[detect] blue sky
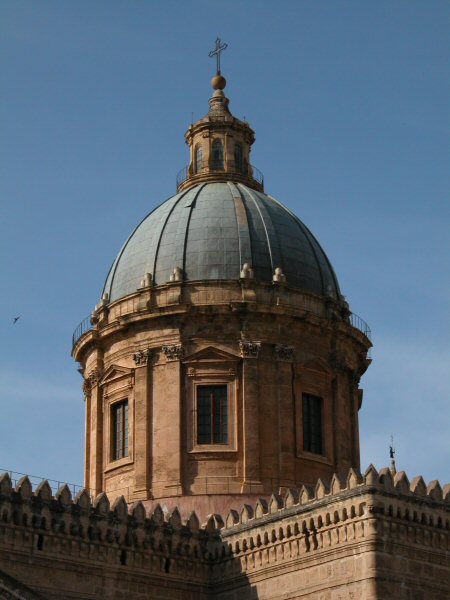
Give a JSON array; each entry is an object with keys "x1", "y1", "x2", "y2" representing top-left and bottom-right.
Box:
[{"x1": 1, "y1": 1, "x2": 449, "y2": 489}]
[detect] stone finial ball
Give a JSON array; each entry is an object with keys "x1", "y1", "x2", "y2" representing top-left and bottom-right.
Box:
[{"x1": 211, "y1": 74, "x2": 226, "y2": 90}]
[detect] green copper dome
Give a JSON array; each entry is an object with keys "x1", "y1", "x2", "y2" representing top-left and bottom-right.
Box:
[{"x1": 103, "y1": 182, "x2": 341, "y2": 303}]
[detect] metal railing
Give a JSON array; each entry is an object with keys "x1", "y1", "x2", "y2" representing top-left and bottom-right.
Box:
[
  {"x1": 176, "y1": 165, "x2": 188, "y2": 188},
  {"x1": 349, "y1": 312, "x2": 372, "y2": 342},
  {"x1": 249, "y1": 164, "x2": 264, "y2": 186},
  {"x1": 73, "y1": 309, "x2": 372, "y2": 351},
  {"x1": 176, "y1": 163, "x2": 264, "y2": 189},
  {"x1": 1, "y1": 471, "x2": 309, "y2": 505},
  {"x1": 72, "y1": 314, "x2": 93, "y2": 347},
  {"x1": 1, "y1": 469, "x2": 92, "y2": 499}
]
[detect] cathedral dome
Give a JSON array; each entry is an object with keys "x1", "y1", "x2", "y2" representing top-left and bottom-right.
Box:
[
  {"x1": 103, "y1": 181, "x2": 340, "y2": 303},
  {"x1": 74, "y1": 46, "x2": 372, "y2": 519}
]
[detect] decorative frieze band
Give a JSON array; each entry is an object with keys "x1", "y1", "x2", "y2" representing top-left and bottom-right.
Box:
[
  {"x1": 162, "y1": 344, "x2": 184, "y2": 361},
  {"x1": 274, "y1": 344, "x2": 295, "y2": 362},
  {"x1": 239, "y1": 340, "x2": 261, "y2": 359},
  {"x1": 132, "y1": 349, "x2": 153, "y2": 367}
]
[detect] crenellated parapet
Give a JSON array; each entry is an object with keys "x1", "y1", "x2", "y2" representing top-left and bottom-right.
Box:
[
  {"x1": 0, "y1": 472, "x2": 223, "y2": 590},
  {"x1": 213, "y1": 465, "x2": 450, "y2": 588},
  {"x1": 222, "y1": 465, "x2": 450, "y2": 530},
  {"x1": 1, "y1": 467, "x2": 449, "y2": 598}
]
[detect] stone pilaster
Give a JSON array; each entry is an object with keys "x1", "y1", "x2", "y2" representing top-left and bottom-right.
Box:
[
  {"x1": 151, "y1": 345, "x2": 183, "y2": 497},
  {"x1": 239, "y1": 340, "x2": 263, "y2": 493},
  {"x1": 84, "y1": 367, "x2": 103, "y2": 495},
  {"x1": 83, "y1": 390, "x2": 91, "y2": 490},
  {"x1": 275, "y1": 347, "x2": 295, "y2": 487},
  {"x1": 132, "y1": 350, "x2": 153, "y2": 500}
]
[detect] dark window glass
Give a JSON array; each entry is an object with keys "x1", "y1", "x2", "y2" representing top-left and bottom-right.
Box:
[
  {"x1": 211, "y1": 140, "x2": 224, "y2": 170},
  {"x1": 302, "y1": 394, "x2": 323, "y2": 455},
  {"x1": 234, "y1": 144, "x2": 243, "y2": 172},
  {"x1": 195, "y1": 145, "x2": 202, "y2": 174},
  {"x1": 112, "y1": 400, "x2": 128, "y2": 460},
  {"x1": 197, "y1": 385, "x2": 228, "y2": 444}
]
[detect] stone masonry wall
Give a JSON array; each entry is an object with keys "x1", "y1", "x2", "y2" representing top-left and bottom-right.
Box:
[
  {"x1": 215, "y1": 465, "x2": 450, "y2": 599},
  {"x1": 0, "y1": 467, "x2": 449, "y2": 600}
]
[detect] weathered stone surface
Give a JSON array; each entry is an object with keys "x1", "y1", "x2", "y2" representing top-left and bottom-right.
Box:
[{"x1": 0, "y1": 470, "x2": 448, "y2": 599}]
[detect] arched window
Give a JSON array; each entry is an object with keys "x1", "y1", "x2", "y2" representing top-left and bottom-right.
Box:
[
  {"x1": 211, "y1": 139, "x2": 224, "y2": 170},
  {"x1": 195, "y1": 144, "x2": 202, "y2": 174},
  {"x1": 234, "y1": 143, "x2": 243, "y2": 172}
]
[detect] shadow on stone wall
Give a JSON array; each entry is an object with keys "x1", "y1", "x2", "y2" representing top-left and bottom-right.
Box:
[{"x1": 0, "y1": 473, "x2": 260, "y2": 600}]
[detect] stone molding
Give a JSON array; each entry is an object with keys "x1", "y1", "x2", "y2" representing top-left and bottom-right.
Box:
[
  {"x1": 162, "y1": 344, "x2": 184, "y2": 361},
  {"x1": 274, "y1": 344, "x2": 295, "y2": 362},
  {"x1": 239, "y1": 340, "x2": 261, "y2": 359},
  {"x1": 132, "y1": 349, "x2": 153, "y2": 367}
]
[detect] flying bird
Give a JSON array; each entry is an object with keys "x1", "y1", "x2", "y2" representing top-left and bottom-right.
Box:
[{"x1": 13, "y1": 316, "x2": 20, "y2": 324}]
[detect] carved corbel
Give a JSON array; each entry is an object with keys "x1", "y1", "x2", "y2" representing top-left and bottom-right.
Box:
[{"x1": 239, "y1": 340, "x2": 261, "y2": 359}]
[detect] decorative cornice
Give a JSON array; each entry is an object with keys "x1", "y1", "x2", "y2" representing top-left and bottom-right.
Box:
[
  {"x1": 132, "y1": 349, "x2": 153, "y2": 367},
  {"x1": 162, "y1": 344, "x2": 184, "y2": 361},
  {"x1": 239, "y1": 340, "x2": 261, "y2": 359},
  {"x1": 274, "y1": 344, "x2": 295, "y2": 362}
]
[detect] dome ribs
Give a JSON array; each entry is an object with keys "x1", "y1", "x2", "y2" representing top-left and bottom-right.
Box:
[
  {"x1": 101, "y1": 183, "x2": 343, "y2": 301},
  {"x1": 151, "y1": 187, "x2": 195, "y2": 286},
  {"x1": 238, "y1": 184, "x2": 283, "y2": 282},
  {"x1": 175, "y1": 183, "x2": 206, "y2": 282},
  {"x1": 227, "y1": 182, "x2": 253, "y2": 272}
]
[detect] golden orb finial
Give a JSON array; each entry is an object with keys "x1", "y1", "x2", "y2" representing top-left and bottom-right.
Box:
[{"x1": 211, "y1": 74, "x2": 227, "y2": 90}]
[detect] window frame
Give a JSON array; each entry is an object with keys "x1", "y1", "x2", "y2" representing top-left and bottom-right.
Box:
[
  {"x1": 194, "y1": 144, "x2": 203, "y2": 174},
  {"x1": 295, "y1": 368, "x2": 334, "y2": 465},
  {"x1": 234, "y1": 143, "x2": 243, "y2": 173},
  {"x1": 184, "y1": 354, "x2": 238, "y2": 455},
  {"x1": 100, "y1": 366, "x2": 135, "y2": 473},
  {"x1": 301, "y1": 393, "x2": 324, "y2": 455},
  {"x1": 190, "y1": 380, "x2": 236, "y2": 452},
  {"x1": 112, "y1": 399, "x2": 129, "y2": 461},
  {"x1": 211, "y1": 139, "x2": 224, "y2": 170},
  {"x1": 196, "y1": 384, "x2": 229, "y2": 445}
]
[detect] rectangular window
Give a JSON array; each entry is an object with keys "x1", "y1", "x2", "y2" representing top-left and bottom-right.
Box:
[
  {"x1": 197, "y1": 385, "x2": 228, "y2": 445},
  {"x1": 112, "y1": 400, "x2": 128, "y2": 460},
  {"x1": 302, "y1": 394, "x2": 323, "y2": 455}
]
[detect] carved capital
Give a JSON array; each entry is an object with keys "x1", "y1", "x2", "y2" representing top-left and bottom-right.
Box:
[
  {"x1": 162, "y1": 344, "x2": 184, "y2": 361},
  {"x1": 239, "y1": 340, "x2": 261, "y2": 359},
  {"x1": 132, "y1": 349, "x2": 153, "y2": 367},
  {"x1": 274, "y1": 344, "x2": 295, "y2": 362},
  {"x1": 83, "y1": 368, "x2": 101, "y2": 395}
]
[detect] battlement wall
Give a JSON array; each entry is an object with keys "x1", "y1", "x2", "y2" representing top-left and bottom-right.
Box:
[
  {"x1": 216, "y1": 465, "x2": 450, "y2": 599},
  {"x1": 0, "y1": 467, "x2": 449, "y2": 599},
  {"x1": 0, "y1": 472, "x2": 221, "y2": 599}
]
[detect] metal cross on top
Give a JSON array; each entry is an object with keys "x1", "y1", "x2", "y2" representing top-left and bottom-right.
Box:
[{"x1": 209, "y1": 38, "x2": 228, "y2": 75}]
